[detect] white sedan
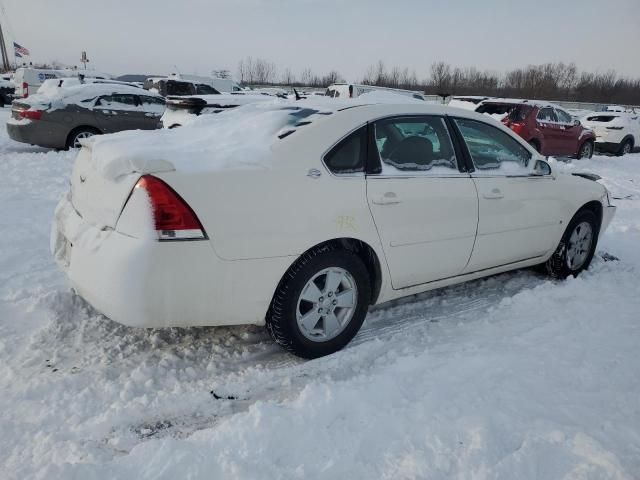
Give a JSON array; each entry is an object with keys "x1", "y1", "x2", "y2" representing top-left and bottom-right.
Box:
[{"x1": 51, "y1": 101, "x2": 616, "y2": 358}]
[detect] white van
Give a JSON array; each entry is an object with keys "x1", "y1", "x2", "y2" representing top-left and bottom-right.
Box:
[
  {"x1": 325, "y1": 83, "x2": 426, "y2": 101},
  {"x1": 14, "y1": 67, "x2": 112, "y2": 98}
]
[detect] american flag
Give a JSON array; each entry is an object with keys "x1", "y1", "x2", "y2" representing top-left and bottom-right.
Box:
[{"x1": 13, "y1": 42, "x2": 30, "y2": 56}]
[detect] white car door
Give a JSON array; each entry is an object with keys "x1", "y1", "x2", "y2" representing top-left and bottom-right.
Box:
[
  {"x1": 451, "y1": 117, "x2": 564, "y2": 272},
  {"x1": 366, "y1": 116, "x2": 478, "y2": 289}
]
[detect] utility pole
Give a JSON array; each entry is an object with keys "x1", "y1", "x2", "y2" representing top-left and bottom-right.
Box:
[
  {"x1": 80, "y1": 51, "x2": 89, "y2": 70},
  {"x1": 0, "y1": 18, "x2": 11, "y2": 72}
]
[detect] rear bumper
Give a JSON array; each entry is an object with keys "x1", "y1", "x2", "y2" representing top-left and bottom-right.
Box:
[
  {"x1": 51, "y1": 192, "x2": 292, "y2": 328},
  {"x1": 6, "y1": 118, "x2": 67, "y2": 149}
]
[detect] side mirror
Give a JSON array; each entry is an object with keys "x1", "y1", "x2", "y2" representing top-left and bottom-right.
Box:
[
  {"x1": 573, "y1": 119, "x2": 581, "y2": 127},
  {"x1": 533, "y1": 159, "x2": 552, "y2": 176}
]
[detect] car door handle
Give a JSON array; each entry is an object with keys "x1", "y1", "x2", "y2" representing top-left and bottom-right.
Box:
[
  {"x1": 372, "y1": 192, "x2": 401, "y2": 205},
  {"x1": 483, "y1": 188, "x2": 504, "y2": 199}
]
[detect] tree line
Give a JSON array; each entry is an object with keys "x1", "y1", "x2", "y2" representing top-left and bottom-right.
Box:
[
  {"x1": 237, "y1": 56, "x2": 640, "y2": 105},
  {"x1": 418, "y1": 61, "x2": 640, "y2": 105}
]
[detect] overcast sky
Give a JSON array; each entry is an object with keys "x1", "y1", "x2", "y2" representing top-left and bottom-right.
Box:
[{"x1": 4, "y1": 0, "x2": 640, "y2": 81}]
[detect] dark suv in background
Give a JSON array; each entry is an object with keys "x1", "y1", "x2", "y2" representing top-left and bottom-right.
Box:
[{"x1": 476, "y1": 100, "x2": 596, "y2": 159}]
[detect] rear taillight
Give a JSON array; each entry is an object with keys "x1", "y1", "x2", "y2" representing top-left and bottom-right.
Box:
[
  {"x1": 22, "y1": 82, "x2": 28, "y2": 97},
  {"x1": 134, "y1": 175, "x2": 206, "y2": 240},
  {"x1": 20, "y1": 110, "x2": 43, "y2": 120},
  {"x1": 509, "y1": 122, "x2": 525, "y2": 135}
]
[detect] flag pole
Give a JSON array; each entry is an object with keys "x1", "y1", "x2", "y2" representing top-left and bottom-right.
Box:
[{"x1": 0, "y1": 17, "x2": 11, "y2": 72}]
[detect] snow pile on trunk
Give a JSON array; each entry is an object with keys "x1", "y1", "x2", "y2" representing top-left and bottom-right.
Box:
[{"x1": 86, "y1": 102, "x2": 315, "y2": 180}]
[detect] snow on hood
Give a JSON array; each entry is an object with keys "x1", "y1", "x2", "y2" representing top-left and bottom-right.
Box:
[{"x1": 86, "y1": 101, "x2": 330, "y2": 181}]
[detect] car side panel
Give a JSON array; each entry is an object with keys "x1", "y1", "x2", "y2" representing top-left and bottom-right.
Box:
[{"x1": 157, "y1": 168, "x2": 382, "y2": 262}]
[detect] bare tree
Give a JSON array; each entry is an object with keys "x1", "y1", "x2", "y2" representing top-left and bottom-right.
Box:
[{"x1": 430, "y1": 61, "x2": 452, "y2": 92}]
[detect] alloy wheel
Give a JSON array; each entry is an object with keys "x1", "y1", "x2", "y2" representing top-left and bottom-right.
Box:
[
  {"x1": 72, "y1": 131, "x2": 95, "y2": 149},
  {"x1": 296, "y1": 267, "x2": 358, "y2": 342},
  {"x1": 566, "y1": 221, "x2": 593, "y2": 270}
]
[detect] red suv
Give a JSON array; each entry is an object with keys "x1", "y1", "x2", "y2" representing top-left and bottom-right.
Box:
[{"x1": 475, "y1": 100, "x2": 596, "y2": 159}]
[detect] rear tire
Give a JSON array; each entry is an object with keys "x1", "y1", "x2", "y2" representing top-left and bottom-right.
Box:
[
  {"x1": 617, "y1": 138, "x2": 633, "y2": 156},
  {"x1": 545, "y1": 210, "x2": 598, "y2": 279},
  {"x1": 66, "y1": 127, "x2": 100, "y2": 149},
  {"x1": 266, "y1": 245, "x2": 371, "y2": 359},
  {"x1": 577, "y1": 140, "x2": 594, "y2": 159}
]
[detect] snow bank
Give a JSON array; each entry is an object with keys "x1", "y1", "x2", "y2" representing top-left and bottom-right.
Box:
[{"x1": 2, "y1": 112, "x2": 640, "y2": 480}]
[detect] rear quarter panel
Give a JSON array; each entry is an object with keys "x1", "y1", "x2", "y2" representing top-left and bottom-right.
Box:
[{"x1": 154, "y1": 111, "x2": 385, "y2": 263}]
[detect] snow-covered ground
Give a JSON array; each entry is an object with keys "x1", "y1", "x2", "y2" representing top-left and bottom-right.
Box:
[{"x1": 1, "y1": 107, "x2": 639, "y2": 479}]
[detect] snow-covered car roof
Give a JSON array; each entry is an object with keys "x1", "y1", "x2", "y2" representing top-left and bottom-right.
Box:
[
  {"x1": 37, "y1": 77, "x2": 140, "y2": 96},
  {"x1": 18, "y1": 82, "x2": 162, "y2": 109}
]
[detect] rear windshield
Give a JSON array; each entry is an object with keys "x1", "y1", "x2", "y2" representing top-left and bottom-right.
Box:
[{"x1": 164, "y1": 81, "x2": 195, "y2": 96}]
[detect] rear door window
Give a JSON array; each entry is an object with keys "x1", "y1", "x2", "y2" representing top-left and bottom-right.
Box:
[
  {"x1": 139, "y1": 95, "x2": 166, "y2": 113},
  {"x1": 373, "y1": 116, "x2": 459, "y2": 174},
  {"x1": 96, "y1": 94, "x2": 140, "y2": 110}
]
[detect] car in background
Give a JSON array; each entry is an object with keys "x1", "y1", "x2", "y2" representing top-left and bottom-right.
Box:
[
  {"x1": 161, "y1": 93, "x2": 274, "y2": 128},
  {"x1": 0, "y1": 78, "x2": 14, "y2": 107},
  {"x1": 144, "y1": 74, "x2": 242, "y2": 97},
  {"x1": 14, "y1": 67, "x2": 112, "y2": 98},
  {"x1": 450, "y1": 95, "x2": 489, "y2": 106},
  {"x1": 51, "y1": 101, "x2": 615, "y2": 358},
  {"x1": 582, "y1": 111, "x2": 640, "y2": 155},
  {"x1": 144, "y1": 77, "x2": 221, "y2": 97},
  {"x1": 476, "y1": 99, "x2": 596, "y2": 159},
  {"x1": 7, "y1": 83, "x2": 165, "y2": 149},
  {"x1": 325, "y1": 83, "x2": 426, "y2": 101},
  {"x1": 602, "y1": 105, "x2": 627, "y2": 113}
]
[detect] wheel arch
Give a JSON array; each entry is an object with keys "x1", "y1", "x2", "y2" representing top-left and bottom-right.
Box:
[
  {"x1": 278, "y1": 237, "x2": 384, "y2": 306},
  {"x1": 65, "y1": 125, "x2": 101, "y2": 148},
  {"x1": 577, "y1": 200, "x2": 603, "y2": 232},
  {"x1": 621, "y1": 135, "x2": 635, "y2": 147}
]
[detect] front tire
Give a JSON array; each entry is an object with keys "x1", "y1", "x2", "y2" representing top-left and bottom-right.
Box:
[
  {"x1": 266, "y1": 245, "x2": 371, "y2": 359},
  {"x1": 545, "y1": 210, "x2": 598, "y2": 279},
  {"x1": 577, "y1": 140, "x2": 594, "y2": 159}
]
